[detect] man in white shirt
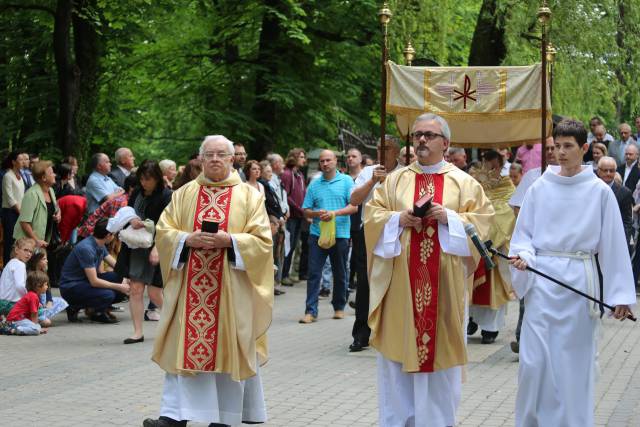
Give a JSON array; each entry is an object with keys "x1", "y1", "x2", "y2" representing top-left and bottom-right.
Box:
[{"x1": 616, "y1": 144, "x2": 640, "y2": 191}]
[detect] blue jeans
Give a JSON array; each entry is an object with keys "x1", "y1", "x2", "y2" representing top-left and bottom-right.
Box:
[
  {"x1": 321, "y1": 258, "x2": 332, "y2": 291},
  {"x1": 60, "y1": 272, "x2": 126, "y2": 312},
  {"x1": 305, "y1": 235, "x2": 349, "y2": 317}
]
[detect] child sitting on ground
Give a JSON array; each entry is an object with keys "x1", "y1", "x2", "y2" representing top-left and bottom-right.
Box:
[
  {"x1": 0, "y1": 237, "x2": 36, "y2": 316},
  {"x1": 26, "y1": 251, "x2": 68, "y2": 322},
  {"x1": 5, "y1": 271, "x2": 51, "y2": 335}
]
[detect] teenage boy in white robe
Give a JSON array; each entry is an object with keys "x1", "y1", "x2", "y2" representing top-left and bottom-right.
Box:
[{"x1": 509, "y1": 118, "x2": 636, "y2": 427}]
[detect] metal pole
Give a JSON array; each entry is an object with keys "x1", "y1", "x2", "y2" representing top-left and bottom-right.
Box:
[
  {"x1": 538, "y1": 1, "x2": 551, "y2": 172},
  {"x1": 378, "y1": 4, "x2": 391, "y2": 164}
]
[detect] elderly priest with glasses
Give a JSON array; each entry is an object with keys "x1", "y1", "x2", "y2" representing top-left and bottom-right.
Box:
[
  {"x1": 143, "y1": 135, "x2": 273, "y2": 427},
  {"x1": 364, "y1": 113, "x2": 494, "y2": 427}
]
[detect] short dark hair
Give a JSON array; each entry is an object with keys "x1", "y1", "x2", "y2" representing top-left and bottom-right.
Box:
[
  {"x1": 90, "y1": 153, "x2": 105, "y2": 170},
  {"x1": 136, "y1": 159, "x2": 164, "y2": 192},
  {"x1": 483, "y1": 149, "x2": 503, "y2": 166},
  {"x1": 233, "y1": 142, "x2": 244, "y2": 148},
  {"x1": 26, "y1": 270, "x2": 48, "y2": 292},
  {"x1": 93, "y1": 217, "x2": 111, "y2": 239},
  {"x1": 553, "y1": 119, "x2": 588, "y2": 147},
  {"x1": 123, "y1": 174, "x2": 138, "y2": 193},
  {"x1": 1, "y1": 151, "x2": 21, "y2": 170}
]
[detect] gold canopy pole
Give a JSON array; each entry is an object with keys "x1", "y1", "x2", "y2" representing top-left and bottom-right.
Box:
[
  {"x1": 378, "y1": 3, "x2": 392, "y2": 164},
  {"x1": 547, "y1": 43, "x2": 557, "y2": 104},
  {"x1": 403, "y1": 41, "x2": 416, "y2": 166},
  {"x1": 538, "y1": 1, "x2": 551, "y2": 172}
]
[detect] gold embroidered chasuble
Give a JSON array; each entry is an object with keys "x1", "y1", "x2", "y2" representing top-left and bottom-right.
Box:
[
  {"x1": 152, "y1": 171, "x2": 274, "y2": 381},
  {"x1": 365, "y1": 162, "x2": 494, "y2": 373},
  {"x1": 468, "y1": 166, "x2": 516, "y2": 309}
]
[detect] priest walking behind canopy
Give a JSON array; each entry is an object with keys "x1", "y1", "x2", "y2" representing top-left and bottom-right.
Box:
[
  {"x1": 509, "y1": 119, "x2": 636, "y2": 427},
  {"x1": 364, "y1": 113, "x2": 494, "y2": 427},
  {"x1": 144, "y1": 135, "x2": 274, "y2": 427}
]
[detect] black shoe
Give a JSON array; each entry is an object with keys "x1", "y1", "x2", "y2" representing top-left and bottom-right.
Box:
[
  {"x1": 124, "y1": 336, "x2": 145, "y2": 344},
  {"x1": 467, "y1": 318, "x2": 478, "y2": 336},
  {"x1": 208, "y1": 424, "x2": 230, "y2": 427},
  {"x1": 143, "y1": 417, "x2": 187, "y2": 427},
  {"x1": 319, "y1": 288, "x2": 331, "y2": 298},
  {"x1": 510, "y1": 340, "x2": 520, "y2": 354},
  {"x1": 274, "y1": 288, "x2": 285, "y2": 296},
  {"x1": 348, "y1": 300, "x2": 356, "y2": 309},
  {"x1": 90, "y1": 312, "x2": 119, "y2": 324},
  {"x1": 66, "y1": 307, "x2": 82, "y2": 323},
  {"x1": 349, "y1": 339, "x2": 369, "y2": 352},
  {"x1": 481, "y1": 330, "x2": 499, "y2": 344}
]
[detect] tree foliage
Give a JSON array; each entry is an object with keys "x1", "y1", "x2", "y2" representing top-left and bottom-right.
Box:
[{"x1": 2, "y1": 0, "x2": 640, "y2": 167}]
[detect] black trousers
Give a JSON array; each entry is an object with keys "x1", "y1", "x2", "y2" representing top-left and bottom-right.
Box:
[{"x1": 351, "y1": 227, "x2": 371, "y2": 343}]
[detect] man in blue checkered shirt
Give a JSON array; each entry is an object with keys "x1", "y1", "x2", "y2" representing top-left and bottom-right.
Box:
[{"x1": 299, "y1": 150, "x2": 357, "y2": 324}]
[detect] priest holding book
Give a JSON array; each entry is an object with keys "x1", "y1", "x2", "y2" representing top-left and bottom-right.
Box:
[{"x1": 364, "y1": 113, "x2": 494, "y2": 427}]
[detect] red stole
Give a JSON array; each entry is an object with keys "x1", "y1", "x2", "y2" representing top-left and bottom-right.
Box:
[
  {"x1": 182, "y1": 185, "x2": 233, "y2": 371},
  {"x1": 408, "y1": 173, "x2": 444, "y2": 373},
  {"x1": 472, "y1": 258, "x2": 492, "y2": 305}
]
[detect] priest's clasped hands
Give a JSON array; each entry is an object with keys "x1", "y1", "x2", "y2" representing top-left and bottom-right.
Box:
[
  {"x1": 399, "y1": 202, "x2": 448, "y2": 228},
  {"x1": 186, "y1": 230, "x2": 233, "y2": 250}
]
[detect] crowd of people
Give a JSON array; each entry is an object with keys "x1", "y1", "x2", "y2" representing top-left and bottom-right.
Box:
[{"x1": 0, "y1": 113, "x2": 638, "y2": 426}]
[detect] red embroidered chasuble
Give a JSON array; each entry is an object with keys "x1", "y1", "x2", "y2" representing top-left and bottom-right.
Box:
[
  {"x1": 408, "y1": 173, "x2": 444, "y2": 373},
  {"x1": 182, "y1": 185, "x2": 233, "y2": 371},
  {"x1": 472, "y1": 258, "x2": 492, "y2": 305}
]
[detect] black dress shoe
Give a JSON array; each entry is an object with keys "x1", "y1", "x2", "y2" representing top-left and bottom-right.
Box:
[
  {"x1": 66, "y1": 307, "x2": 82, "y2": 323},
  {"x1": 274, "y1": 288, "x2": 285, "y2": 296},
  {"x1": 481, "y1": 330, "x2": 499, "y2": 344},
  {"x1": 349, "y1": 339, "x2": 369, "y2": 352},
  {"x1": 90, "y1": 312, "x2": 119, "y2": 324},
  {"x1": 467, "y1": 318, "x2": 478, "y2": 336},
  {"x1": 143, "y1": 416, "x2": 187, "y2": 427},
  {"x1": 124, "y1": 336, "x2": 145, "y2": 344},
  {"x1": 208, "y1": 424, "x2": 230, "y2": 427}
]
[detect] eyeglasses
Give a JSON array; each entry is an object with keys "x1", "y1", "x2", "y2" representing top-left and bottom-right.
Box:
[
  {"x1": 202, "y1": 152, "x2": 232, "y2": 160},
  {"x1": 411, "y1": 131, "x2": 445, "y2": 141}
]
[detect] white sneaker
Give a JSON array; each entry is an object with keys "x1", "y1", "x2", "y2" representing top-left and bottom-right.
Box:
[{"x1": 145, "y1": 310, "x2": 160, "y2": 321}]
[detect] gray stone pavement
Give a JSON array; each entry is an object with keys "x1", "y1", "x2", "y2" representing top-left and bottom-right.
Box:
[{"x1": 1, "y1": 284, "x2": 639, "y2": 427}]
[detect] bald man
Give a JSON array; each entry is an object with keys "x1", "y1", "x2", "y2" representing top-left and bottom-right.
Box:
[
  {"x1": 617, "y1": 144, "x2": 640, "y2": 191},
  {"x1": 609, "y1": 123, "x2": 639, "y2": 167},
  {"x1": 299, "y1": 150, "x2": 357, "y2": 323},
  {"x1": 398, "y1": 145, "x2": 416, "y2": 166}
]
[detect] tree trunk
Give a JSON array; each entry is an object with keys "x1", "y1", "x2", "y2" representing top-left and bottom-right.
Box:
[
  {"x1": 614, "y1": 0, "x2": 629, "y2": 122},
  {"x1": 72, "y1": 0, "x2": 102, "y2": 164},
  {"x1": 53, "y1": 0, "x2": 78, "y2": 157},
  {"x1": 250, "y1": 0, "x2": 281, "y2": 159},
  {"x1": 467, "y1": 0, "x2": 506, "y2": 66}
]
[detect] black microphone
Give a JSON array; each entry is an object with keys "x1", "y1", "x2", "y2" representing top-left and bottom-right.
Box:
[{"x1": 464, "y1": 223, "x2": 496, "y2": 270}]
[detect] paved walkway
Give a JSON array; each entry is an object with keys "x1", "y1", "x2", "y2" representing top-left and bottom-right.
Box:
[{"x1": 1, "y1": 284, "x2": 639, "y2": 426}]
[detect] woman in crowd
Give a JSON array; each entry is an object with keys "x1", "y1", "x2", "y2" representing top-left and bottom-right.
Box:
[
  {"x1": 116, "y1": 160, "x2": 172, "y2": 344},
  {"x1": 26, "y1": 250, "x2": 68, "y2": 323},
  {"x1": 62, "y1": 155, "x2": 79, "y2": 190},
  {"x1": 172, "y1": 159, "x2": 202, "y2": 190},
  {"x1": 509, "y1": 162, "x2": 523, "y2": 187},
  {"x1": 2, "y1": 151, "x2": 26, "y2": 265},
  {"x1": 13, "y1": 160, "x2": 60, "y2": 249},
  {"x1": 587, "y1": 142, "x2": 608, "y2": 173},
  {"x1": 54, "y1": 163, "x2": 82, "y2": 198},
  {"x1": 159, "y1": 159, "x2": 177, "y2": 189},
  {"x1": 0, "y1": 237, "x2": 36, "y2": 316},
  {"x1": 244, "y1": 159, "x2": 265, "y2": 194}
]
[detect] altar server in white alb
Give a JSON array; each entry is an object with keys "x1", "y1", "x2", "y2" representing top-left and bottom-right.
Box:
[{"x1": 509, "y1": 118, "x2": 636, "y2": 427}]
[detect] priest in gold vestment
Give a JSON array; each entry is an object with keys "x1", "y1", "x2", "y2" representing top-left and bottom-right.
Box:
[
  {"x1": 365, "y1": 114, "x2": 494, "y2": 427},
  {"x1": 467, "y1": 150, "x2": 516, "y2": 344},
  {"x1": 144, "y1": 135, "x2": 274, "y2": 427}
]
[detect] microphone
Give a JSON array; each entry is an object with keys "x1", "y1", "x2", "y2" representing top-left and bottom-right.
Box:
[{"x1": 464, "y1": 223, "x2": 496, "y2": 270}]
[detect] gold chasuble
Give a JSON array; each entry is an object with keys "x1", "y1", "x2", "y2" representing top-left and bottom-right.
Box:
[
  {"x1": 469, "y1": 165, "x2": 516, "y2": 309},
  {"x1": 365, "y1": 162, "x2": 494, "y2": 373},
  {"x1": 152, "y1": 171, "x2": 274, "y2": 381}
]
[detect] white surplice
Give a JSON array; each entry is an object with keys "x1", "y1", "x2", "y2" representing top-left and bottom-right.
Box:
[
  {"x1": 374, "y1": 160, "x2": 470, "y2": 427},
  {"x1": 509, "y1": 165, "x2": 637, "y2": 427}
]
